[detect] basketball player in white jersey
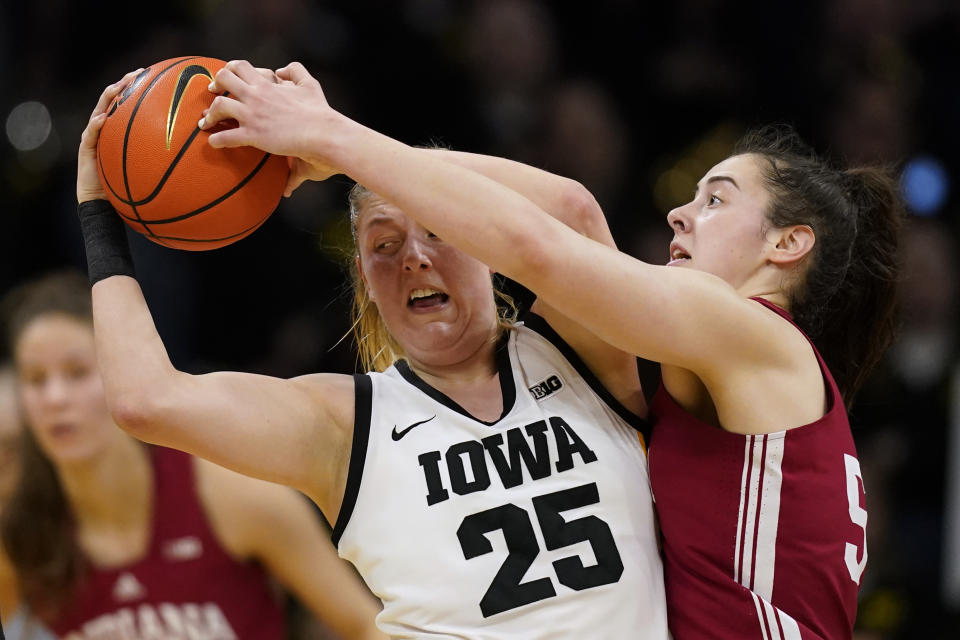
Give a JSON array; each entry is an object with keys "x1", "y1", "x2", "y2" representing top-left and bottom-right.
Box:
[{"x1": 78, "y1": 70, "x2": 668, "y2": 638}]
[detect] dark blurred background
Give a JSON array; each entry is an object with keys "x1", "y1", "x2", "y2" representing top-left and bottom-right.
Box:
[{"x1": 1, "y1": 0, "x2": 959, "y2": 637}]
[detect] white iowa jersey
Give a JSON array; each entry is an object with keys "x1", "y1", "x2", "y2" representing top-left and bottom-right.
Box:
[{"x1": 332, "y1": 315, "x2": 668, "y2": 639}]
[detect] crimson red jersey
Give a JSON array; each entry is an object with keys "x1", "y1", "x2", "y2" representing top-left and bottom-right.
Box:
[
  {"x1": 49, "y1": 447, "x2": 286, "y2": 640},
  {"x1": 648, "y1": 298, "x2": 867, "y2": 639}
]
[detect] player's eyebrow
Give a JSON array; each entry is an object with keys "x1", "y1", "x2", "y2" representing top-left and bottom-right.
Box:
[
  {"x1": 703, "y1": 175, "x2": 740, "y2": 190},
  {"x1": 360, "y1": 214, "x2": 397, "y2": 231}
]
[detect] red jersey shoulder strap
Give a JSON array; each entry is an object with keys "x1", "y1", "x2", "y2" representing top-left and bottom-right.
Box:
[
  {"x1": 147, "y1": 446, "x2": 220, "y2": 553},
  {"x1": 748, "y1": 296, "x2": 844, "y2": 414}
]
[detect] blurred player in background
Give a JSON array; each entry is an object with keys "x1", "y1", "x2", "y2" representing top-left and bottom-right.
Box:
[
  {"x1": 0, "y1": 365, "x2": 54, "y2": 640},
  {"x1": 0, "y1": 270, "x2": 385, "y2": 639},
  {"x1": 197, "y1": 59, "x2": 903, "y2": 639}
]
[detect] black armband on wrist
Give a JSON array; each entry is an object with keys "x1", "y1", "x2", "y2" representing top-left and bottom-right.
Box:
[{"x1": 77, "y1": 199, "x2": 136, "y2": 285}]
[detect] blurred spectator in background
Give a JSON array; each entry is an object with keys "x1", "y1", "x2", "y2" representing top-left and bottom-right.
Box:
[
  {"x1": 0, "y1": 364, "x2": 55, "y2": 640},
  {"x1": 458, "y1": 0, "x2": 558, "y2": 155}
]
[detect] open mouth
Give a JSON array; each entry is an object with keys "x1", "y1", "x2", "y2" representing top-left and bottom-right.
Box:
[
  {"x1": 668, "y1": 243, "x2": 691, "y2": 265},
  {"x1": 408, "y1": 287, "x2": 449, "y2": 310}
]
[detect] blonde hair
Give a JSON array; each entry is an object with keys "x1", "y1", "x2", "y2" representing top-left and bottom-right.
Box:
[{"x1": 347, "y1": 183, "x2": 518, "y2": 372}]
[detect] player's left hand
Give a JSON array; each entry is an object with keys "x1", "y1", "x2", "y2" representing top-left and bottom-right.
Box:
[{"x1": 78, "y1": 68, "x2": 144, "y2": 203}]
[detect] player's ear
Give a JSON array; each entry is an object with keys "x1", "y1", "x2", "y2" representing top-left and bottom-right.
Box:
[{"x1": 768, "y1": 224, "x2": 815, "y2": 268}]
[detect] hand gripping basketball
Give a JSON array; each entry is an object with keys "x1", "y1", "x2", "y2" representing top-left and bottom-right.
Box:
[{"x1": 200, "y1": 60, "x2": 342, "y2": 196}]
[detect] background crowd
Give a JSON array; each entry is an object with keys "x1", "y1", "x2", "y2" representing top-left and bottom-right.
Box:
[{"x1": 1, "y1": 0, "x2": 959, "y2": 637}]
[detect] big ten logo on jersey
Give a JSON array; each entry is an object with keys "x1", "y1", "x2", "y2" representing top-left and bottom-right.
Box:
[
  {"x1": 529, "y1": 374, "x2": 563, "y2": 401},
  {"x1": 62, "y1": 602, "x2": 238, "y2": 640}
]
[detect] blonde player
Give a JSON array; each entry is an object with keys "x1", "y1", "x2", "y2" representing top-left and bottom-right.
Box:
[{"x1": 74, "y1": 68, "x2": 669, "y2": 638}]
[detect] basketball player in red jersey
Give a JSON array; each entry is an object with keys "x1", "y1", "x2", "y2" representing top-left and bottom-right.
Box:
[
  {"x1": 0, "y1": 270, "x2": 387, "y2": 638},
  {"x1": 196, "y1": 60, "x2": 903, "y2": 639}
]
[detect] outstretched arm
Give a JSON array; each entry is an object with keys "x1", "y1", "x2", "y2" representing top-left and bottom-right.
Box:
[
  {"x1": 79, "y1": 72, "x2": 354, "y2": 518},
  {"x1": 200, "y1": 61, "x2": 795, "y2": 392},
  {"x1": 420, "y1": 149, "x2": 618, "y2": 248},
  {"x1": 416, "y1": 149, "x2": 644, "y2": 414}
]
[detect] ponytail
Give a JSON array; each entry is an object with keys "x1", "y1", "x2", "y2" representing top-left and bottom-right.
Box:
[
  {"x1": 735, "y1": 125, "x2": 904, "y2": 406},
  {"x1": 816, "y1": 168, "x2": 903, "y2": 402}
]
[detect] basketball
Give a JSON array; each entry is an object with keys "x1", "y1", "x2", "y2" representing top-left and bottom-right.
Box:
[{"x1": 96, "y1": 56, "x2": 289, "y2": 250}]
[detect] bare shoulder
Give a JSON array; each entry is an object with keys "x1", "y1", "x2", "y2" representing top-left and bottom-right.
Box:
[
  {"x1": 745, "y1": 298, "x2": 821, "y2": 371},
  {"x1": 695, "y1": 294, "x2": 815, "y2": 375},
  {"x1": 288, "y1": 371, "x2": 357, "y2": 430},
  {"x1": 698, "y1": 299, "x2": 827, "y2": 433}
]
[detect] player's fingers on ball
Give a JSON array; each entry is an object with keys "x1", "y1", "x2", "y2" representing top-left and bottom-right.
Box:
[
  {"x1": 110, "y1": 68, "x2": 145, "y2": 96},
  {"x1": 253, "y1": 66, "x2": 278, "y2": 83},
  {"x1": 91, "y1": 88, "x2": 114, "y2": 117},
  {"x1": 284, "y1": 167, "x2": 306, "y2": 197},
  {"x1": 210, "y1": 65, "x2": 246, "y2": 97},
  {"x1": 207, "y1": 127, "x2": 247, "y2": 149},
  {"x1": 93, "y1": 68, "x2": 143, "y2": 116},
  {"x1": 276, "y1": 61, "x2": 317, "y2": 86},
  {"x1": 120, "y1": 67, "x2": 145, "y2": 84},
  {"x1": 225, "y1": 59, "x2": 260, "y2": 84},
  {"x1": 87, "y1": 112, "x2": 108, "y2": 136},
  {"x1": 80, "y1": 114, "x2": 107, "y2": 148},
  {"x1": 110, "y1": 68, "x2": 144, "y2": 95},
  {"x1": 93, "y1": 75, "x2": 130, "y2": 114},
  {"x1": 199, "y1": 95, "x2": 243, "y2": 129}
]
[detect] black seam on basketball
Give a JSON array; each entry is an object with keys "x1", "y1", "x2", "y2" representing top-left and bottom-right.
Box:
[
  {"x1": 98, "y1": 150, "x2": 133, "y2": 204},
  {"x1": 118, "y1": 125, "x2": 204, "y2": 207},
  {"x1": 145, "y1": 209, "x2": 272, "y2": 244},
  {"x1": 121, "y1": 56, "x2": 203, "y2": 236},
  {"x1": 114, "y1": 149, "x2": 271, "y2": 226},
  {"x1": 118, "y1": 88, "x2": 234, "y2": 208},
  {"x1": 148, "y1": 234, "x2": 175, "y2": 249}
]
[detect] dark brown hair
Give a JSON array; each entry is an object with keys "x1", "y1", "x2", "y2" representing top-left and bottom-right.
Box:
[
  {"x1": 1, "y1": 269, "x2": 91, "y2": 619},
  {"x1": 733, "y1": 125, "x2": 903, "y2": 406}
]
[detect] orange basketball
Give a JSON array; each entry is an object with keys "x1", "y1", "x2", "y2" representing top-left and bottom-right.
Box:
[{"x1": 96, "y1": 56, "x2": 289, "y2": 250}]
